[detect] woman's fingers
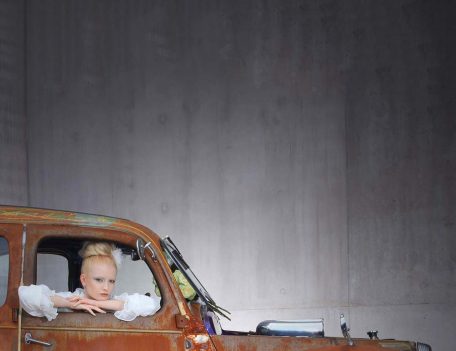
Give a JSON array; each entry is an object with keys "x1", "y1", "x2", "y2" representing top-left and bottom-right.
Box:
[
  {"x1": 86, "y1": 305, "x2": 106, "y2": 314},
  {"x1": 78, "y1": 304, "x2": 106, "y2": 315},
  {"x1": 92, "y1": 306, "x2": 106, "y2": 314},
  {"x1": 72, "y1": 298, "x2": 91, "y2": 307},
  {"x1": 71, "y1": 300, "x2": 83, "y2": 307}
]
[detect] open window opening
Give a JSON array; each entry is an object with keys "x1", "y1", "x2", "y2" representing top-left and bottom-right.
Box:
[{"x1": 36, "y1": 237, "x2": 160, "y2": 311}]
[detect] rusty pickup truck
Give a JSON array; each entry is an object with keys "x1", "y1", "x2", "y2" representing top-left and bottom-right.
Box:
[{"x1": 0, "y1": 206, "x2": 431, "y2": 351}]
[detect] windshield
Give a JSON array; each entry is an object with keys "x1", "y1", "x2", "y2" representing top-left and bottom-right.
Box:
[{"x1": 160, "y1": 236, "x2": 230, "y2": 320}]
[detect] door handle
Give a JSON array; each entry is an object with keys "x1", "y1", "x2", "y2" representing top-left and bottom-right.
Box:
[{"x1": 24, "y1": 333, "x2": 53, "y2": 347}]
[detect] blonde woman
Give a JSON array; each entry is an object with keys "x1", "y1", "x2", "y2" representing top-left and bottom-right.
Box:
[{"x1": 19, "y1": 241, "x2": 160, "y2": 321}]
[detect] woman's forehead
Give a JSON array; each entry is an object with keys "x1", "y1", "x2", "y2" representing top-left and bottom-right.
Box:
[{"x1": 88, "y1": 261, "x2": 117, "y2": 276}]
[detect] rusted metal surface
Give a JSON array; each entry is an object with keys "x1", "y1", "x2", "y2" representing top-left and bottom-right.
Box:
[
  {"x1": 0, "y1": 330, "x2": 17, "y2": 350},
  {"x1": 0, "y1": 206, "x2": 156, "y2": 239},
  {"x1": 19, "y1": 329, "x2": 185, "y2": 351},
  {"x1": 210, "y1": 335, "x2": 414, "y2": 351},
  {"x1": 0, "y1": 206, "x2": 419, "y2": 351}
]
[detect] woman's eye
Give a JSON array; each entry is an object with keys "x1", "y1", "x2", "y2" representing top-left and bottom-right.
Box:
[
  {"x1": 95, "y1": 278, "x2": 103, "y2": 283},
  {"x1": 109, "y1": 280, "x2": 116, "y2": 284}
]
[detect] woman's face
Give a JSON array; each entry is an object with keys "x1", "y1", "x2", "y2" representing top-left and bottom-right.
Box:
[{"x1": 80, "y1": 261, "x2": 117, "y2": 300}]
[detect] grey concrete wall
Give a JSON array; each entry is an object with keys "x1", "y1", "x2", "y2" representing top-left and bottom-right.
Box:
[
  {"x1": 0, "y1": 0, "x2": 27, "y2": 205},
  {"x1": 24, "y1": 1, "x2": 455, "y2": 350},
  {"x1": 344, "y1": 2, "x2": 456, "y2": 349}
]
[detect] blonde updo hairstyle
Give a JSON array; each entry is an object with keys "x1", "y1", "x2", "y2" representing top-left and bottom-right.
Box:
[{"x1": 79, "y1": 241, "x2": 118, "y2": 275}]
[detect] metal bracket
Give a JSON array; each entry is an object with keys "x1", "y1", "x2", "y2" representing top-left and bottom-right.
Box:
[
  {"x1": 136, "y1": 238, "x2": 158, "y2": 262},
  {"x1": 144, "y1": 241, "x2": 158, "y2": 262}
]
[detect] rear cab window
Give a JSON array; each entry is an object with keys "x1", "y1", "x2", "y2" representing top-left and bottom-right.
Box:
[{"x1": 0, "y1": 237, "x2": 8, "y2": 306}]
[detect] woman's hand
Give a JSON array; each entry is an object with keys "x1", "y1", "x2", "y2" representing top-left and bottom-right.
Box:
[
  {"x1": 66, "y1": 296, "x2": 124, "y2": 313},
  {"x1": 71, "y1": 303, "x2": 106, "y2": 316},
  {"x1": 68, "y1": 296, "x2": 99, "y2": 307},
  {"x1": 66, "y1": 296, "x2": 105, "y2": 315}
]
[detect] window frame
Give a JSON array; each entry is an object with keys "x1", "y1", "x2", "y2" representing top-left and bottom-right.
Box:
[{"x1": 0, "y1": 223, "x2": 23, "y2": 329}]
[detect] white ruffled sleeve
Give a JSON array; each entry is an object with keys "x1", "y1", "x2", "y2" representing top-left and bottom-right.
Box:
[
  {"x1": 113, "y1": 293, "x2": 161, "y2": 321},
  {"x1": 18, "y1": 284, "x2": 58, "y2": 321}
]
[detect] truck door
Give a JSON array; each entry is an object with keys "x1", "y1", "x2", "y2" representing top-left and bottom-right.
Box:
[
  {"x1": 20, "y1": 224, "x2": 187, "y2": 351},
  {"x1": 0, "y1": 224, "x2": 23, "y2": 351}
]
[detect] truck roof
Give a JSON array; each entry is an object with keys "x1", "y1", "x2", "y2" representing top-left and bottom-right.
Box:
[{"x1": 0, "y1": 205, "x2": 159, "y2": 242}]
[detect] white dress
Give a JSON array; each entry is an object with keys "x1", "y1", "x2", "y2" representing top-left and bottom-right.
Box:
[{"x1": 18, "y1": 284, "x2": 161, "y2": 322}]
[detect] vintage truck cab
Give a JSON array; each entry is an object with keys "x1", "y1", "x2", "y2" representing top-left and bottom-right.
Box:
[{"x1": 0, "y1": 206, "x2": 431, "y2": 351}]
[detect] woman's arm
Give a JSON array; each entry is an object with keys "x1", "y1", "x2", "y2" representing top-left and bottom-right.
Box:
[
  {"x1": 69, "y1": 293, "x2": 160, "y2": 321},
  {"x1": 18, "y1": 284, "x2": 58, "y2": 321},
  {"x1": 53, "y1": 295, "x2": 107, "y2": 315},
  {"x1": 92, "y1": 299, "x2": 125, "y2": 311},
  {"x1": 19, "y1": 285, "x2": 105, "y2": 319},
  {"x1": 69, "y1": 297, "x2": 124, "y2": 312},
  {"x1": 113, "y1": 293, "x2": 161, "y2": 321},
  {"x1": 50, "y1": 294, "x2": 74, "y2": 308}
]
